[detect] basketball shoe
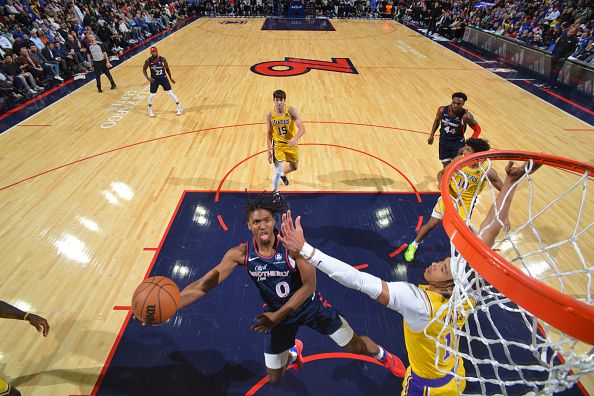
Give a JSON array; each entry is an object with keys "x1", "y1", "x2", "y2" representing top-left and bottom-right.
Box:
[
  {"x1": 403, "y1": 243, "x2": 417, "y2": 262},
  {"x1": 176, "y1": 105, "x2": 183, "y2": 116},
  {"x1": 288, "y1": 339, "x2": 304, "y2": 371},
  {"x1": 272, "y1": 191, "x2": 281, "y2": 203},
  {"x1": 379, "y1": 349, "x2": 405, "y2": 377},
  {"x1": 280, "y1": 175, "x2": 289, "y2": 186}
]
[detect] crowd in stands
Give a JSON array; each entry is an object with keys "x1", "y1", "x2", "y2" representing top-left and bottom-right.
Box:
[
  {"x1": 0, "y1": 0, "x2": 194, "y2": 112},
  {"x1": 0, "y1": 0, "x2": 592, "y2": 112},
  {"x1": 193, "y1": 0, "x2": 593, "y2": 61}
]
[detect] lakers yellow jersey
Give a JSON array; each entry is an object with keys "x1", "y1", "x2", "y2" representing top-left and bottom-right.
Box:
[
  {"x1": 403, "y1": 285, "x2": 469, "y2": 379},
  {"x1": 270, "y1": 105, "x2": 296, "y2": 143},
  {"x1": 449, "y1": 161, "x2": 490, "y2": 202}
]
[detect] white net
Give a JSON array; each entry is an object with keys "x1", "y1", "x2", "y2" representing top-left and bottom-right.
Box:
[{"x1": 427, "y1": 155, "x2": 594, "y2": 395}]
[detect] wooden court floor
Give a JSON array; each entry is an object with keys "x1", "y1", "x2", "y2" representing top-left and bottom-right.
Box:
[{"x1": 0, "y1": 18, "x2": 592, "y2": 395}]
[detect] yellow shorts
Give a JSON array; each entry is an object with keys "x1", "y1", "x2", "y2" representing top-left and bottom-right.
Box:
[
  {"x1": 273, "y1": 141, "x2": 299, "y2": 163},
  {"x1": 432, "y1": 196, "x2": 474, "y2": 221},
  {"x1": 401, "y1": 366, "x2": 466, "y2": 396}
]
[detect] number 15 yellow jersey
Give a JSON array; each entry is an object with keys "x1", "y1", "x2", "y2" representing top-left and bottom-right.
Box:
[{"x1": 270, "y1": 105, "x2": 296, "y2": 144}]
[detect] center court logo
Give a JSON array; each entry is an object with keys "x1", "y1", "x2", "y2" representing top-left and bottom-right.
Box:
[{"x1": 250, "y1": 57, "x2": 358, "y2": 77}]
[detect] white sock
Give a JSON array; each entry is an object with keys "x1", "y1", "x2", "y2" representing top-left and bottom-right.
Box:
[
  {"x1": 374, "y1": 346, "x2": 385, "y2": 360},
  {"x1": 300, "y1": 243, "x2": 383, "y2": 300},
  {"x1": 148, "y1": 93, "x2": 156, "y2": 106},
  {"x1": 410, "y1": 241, "x2": 419, "y2": 247},
  {"x1": 272, "y1": 161, "x2": 283, "y2": 192},
  {"x1": 289, "y1": 350, "x2": 297, "y2": 364},
  {"x1": 167, "y1": 90, "x2": 179, "y2": 103}
]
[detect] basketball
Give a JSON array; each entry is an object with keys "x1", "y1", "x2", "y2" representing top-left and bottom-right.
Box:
[{"x1": 131, "y1": 276, "x2": 180, "y2": 325}]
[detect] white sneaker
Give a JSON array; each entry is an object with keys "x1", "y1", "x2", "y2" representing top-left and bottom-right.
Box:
[
  {"x1": 148, "y1": 108, "x2": 155, "y2": 117},
  {"x1": 176, "y1": 105, "x2": 183, "y2": 116},
  {"x1": 54, "y1": 75, "x2": 64, "y2": 81}
]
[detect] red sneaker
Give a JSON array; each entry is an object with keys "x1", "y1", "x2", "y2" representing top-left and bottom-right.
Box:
[
  {"x1": 380, "y1": 349, "x2": 406, "y2": 377},
  {"x1": 288, "y1": 339, "x2": 304, "y2": 371}
]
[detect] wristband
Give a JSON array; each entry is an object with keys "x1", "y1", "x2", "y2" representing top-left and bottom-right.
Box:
[
  {"x1": 23, "y1": 312, "x2": 30, "y2": 321},
  {"x1": 300, "y1": 242, "x2": 316, "y2": 262}
]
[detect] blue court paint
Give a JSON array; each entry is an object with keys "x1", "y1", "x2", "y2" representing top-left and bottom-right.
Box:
[
  {"x1": 97, "y1": 192, "x2": 582, "y2": 395},
  {"x1": 261, "y1": 18, "x2": 336, "y2": 31}
]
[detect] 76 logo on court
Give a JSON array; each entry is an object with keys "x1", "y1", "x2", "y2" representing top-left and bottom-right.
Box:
[{"x1": 251, "y1": 57, "x2": 358, "y2": 77}]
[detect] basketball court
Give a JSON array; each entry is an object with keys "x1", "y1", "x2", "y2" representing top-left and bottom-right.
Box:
[{"x1": 0, "y1": 17, "x2": 592, "y2": 395}]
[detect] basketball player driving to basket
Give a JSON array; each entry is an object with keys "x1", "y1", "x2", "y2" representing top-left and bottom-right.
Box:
[{"x1": 176, "y1": 193, "x2": 404, "y2": 384}]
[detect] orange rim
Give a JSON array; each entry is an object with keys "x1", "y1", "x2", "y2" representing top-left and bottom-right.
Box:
[{"x1": 441, "y1": 150, "x2": 594, "y2": 345}]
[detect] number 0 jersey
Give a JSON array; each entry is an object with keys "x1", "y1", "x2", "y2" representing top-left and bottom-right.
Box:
[
  {"x1": 243, "y1": 232, "x2": 302, "y2": 311},
  {"x1": 270, "y1": 105, "x2": 296, "y2": 144}
]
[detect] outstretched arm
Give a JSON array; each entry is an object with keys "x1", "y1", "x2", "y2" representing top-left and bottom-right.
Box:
[
  {"x1": 279, "y1": 212, "x2": 431, "y2": 331},
  {"x1": 479, "y1": 161, "x2": 541, "y2": 248},
  {"x1": 179, "y1": 245, "x2": 243, "y2": 309},
  {"x1": 0, "y1": 300, "x2": 50, "y2": 336}
]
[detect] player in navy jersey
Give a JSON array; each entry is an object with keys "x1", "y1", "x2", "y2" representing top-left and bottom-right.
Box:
[
  {"x1": 142, "y1": 47, "x2": 182, "y2": 117},
  {"x1": 427, "y1": 92, "x2": 482, "y2": 167},
  {"x1": 178, "y1": 193, "x2": 405, "y2": 384}
]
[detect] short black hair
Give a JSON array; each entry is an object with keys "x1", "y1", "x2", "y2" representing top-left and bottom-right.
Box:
[
  {"x1": 245, "y1": 192, "x2": 288, "y2": 222},
  {"x1": 273, "y1": 90, "x2": 286, "y2": 100},
  {"x1": 465, "y1": 137, "x2": 490, "y2": 153},
  {"x1": 452, "y1": 92, "x2": 468, "y2": 101}
]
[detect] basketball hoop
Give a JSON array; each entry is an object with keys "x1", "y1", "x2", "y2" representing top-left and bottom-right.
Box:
[{"x1": 431, "y1": 150, "x2": 593, "y2": 395}]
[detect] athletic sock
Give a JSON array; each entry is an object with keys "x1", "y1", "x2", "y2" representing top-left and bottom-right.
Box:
[{"x1": 374, "y1": 346, "x2": 386, "y2": 361}]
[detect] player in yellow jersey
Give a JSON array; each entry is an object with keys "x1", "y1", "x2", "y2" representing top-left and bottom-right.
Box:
[
  {"x1": 403, "y1": 137, "x2": 503, "y2": 262},
  {"x1": 266, "y1": 90, "x2": 306, "y2": 200},
  {"x1": 279, "y1": 161, "x2": 537, "y2": 395},
  {"x1": 0, "y1": 300, "x2": 50, "y2": 396}
]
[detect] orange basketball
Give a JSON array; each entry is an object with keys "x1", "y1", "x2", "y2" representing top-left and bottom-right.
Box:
[{"x1": 131, "y1": 276, "x2": 180, "y2": 325}]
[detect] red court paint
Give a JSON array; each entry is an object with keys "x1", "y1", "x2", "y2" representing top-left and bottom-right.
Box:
[
  {"x1": 448, "y1": 41, "x2": 487, "y2": 61},
  {"x1": 389, "y1": 243, "x2": 408, "y2": 257},
  {"x1": 217, "y1": 214, "x2": 229, "y2": 231},
  {"x1": 215, "y1": 142, "x2": 422, "y2": 204},
  {"x1": 354, "y1": 264, "x2": 369, "y2": 270},
  {"x1": 245, "y1": 352, "x2": 405, "y2": 395},
  {"x1": 90, "y1": 191, "x2": 189, "y2": 395},
  {"x1": 541, "y1": 88, "x2": 594, "y2": 116},
  {"x1": 142, "y1": 247, "x2": 157, "y2": 251},
  {"x1": 112, "y1": 306, "x2": 131, "y2": 311},
  {"x1": 416, "y1": 216, "x2": 423, "y2": 231}
]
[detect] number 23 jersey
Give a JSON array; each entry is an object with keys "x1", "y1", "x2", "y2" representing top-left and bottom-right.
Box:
[{"x1": 147, "y1": 56, "x2": 167, "y2": 80}]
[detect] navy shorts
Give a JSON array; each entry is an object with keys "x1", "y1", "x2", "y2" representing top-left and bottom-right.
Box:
[
  {"x1": 150, "y1": 78, "x2": 171, "y2": 93},
  {"x1": 264, "y1": 292, "x2": 343, "y2": 354},
  {"x1": 439, "y1": 139, "x2": 464, "y2": 162}
]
